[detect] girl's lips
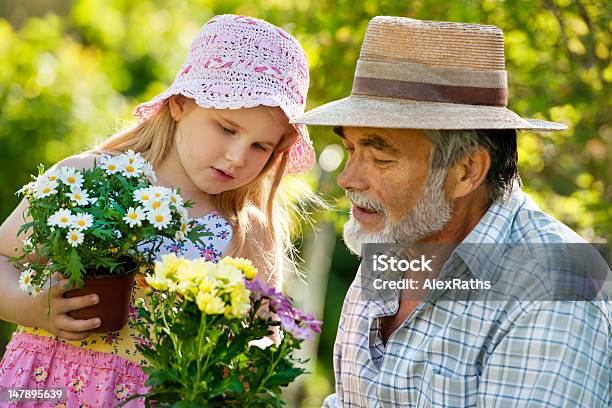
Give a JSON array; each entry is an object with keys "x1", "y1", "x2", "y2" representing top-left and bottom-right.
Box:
[
  {"x1": 211, "y1": 167, "x2": 234, "y2": 181},
  {"x1": 351, "y1": 204, "x2": 383, "y2": 224}
]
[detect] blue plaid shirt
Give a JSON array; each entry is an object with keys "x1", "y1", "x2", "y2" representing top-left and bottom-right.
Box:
[{"x1": 324, "y1": 188, "x2": 611, "y2": 407}]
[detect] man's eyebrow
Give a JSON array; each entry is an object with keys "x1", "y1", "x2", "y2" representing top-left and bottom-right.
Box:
[{"x1": 359, "y1": 134, "x2": 401, "y2": 154}]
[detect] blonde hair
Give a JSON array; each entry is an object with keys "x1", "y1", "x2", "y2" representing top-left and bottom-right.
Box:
[{"x1": 92, "y1": 99, "x2": 309, "y2": 287}]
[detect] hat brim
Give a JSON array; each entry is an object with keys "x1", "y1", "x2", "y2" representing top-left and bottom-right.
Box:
[
  {"x1": 292, "y1": 95, "x2": 566, "y2": 131},
  {"x1": 133, "y1": 87, "x2": 316, "y2": 174}
]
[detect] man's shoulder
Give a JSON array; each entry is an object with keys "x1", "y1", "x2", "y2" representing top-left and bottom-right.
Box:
[{"x1": 508, "y1": 190, "x2": 586, "y2": 244}]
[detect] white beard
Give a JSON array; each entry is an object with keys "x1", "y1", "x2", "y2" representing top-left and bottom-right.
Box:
[{"x1": 343, "y1": 168, "x2": 453, "y2": 256}]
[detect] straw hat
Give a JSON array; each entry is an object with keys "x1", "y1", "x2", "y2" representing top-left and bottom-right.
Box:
[{"x1": 293, "y1": 16, "x2": 566, "y2": 131}]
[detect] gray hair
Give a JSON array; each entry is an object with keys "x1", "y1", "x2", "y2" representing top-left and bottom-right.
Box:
[{"x1": 424, "y1": 129, "x2": 521, "y2": 202}]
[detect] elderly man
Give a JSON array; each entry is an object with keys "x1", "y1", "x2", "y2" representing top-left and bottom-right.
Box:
[{"x1": 294, "y1": 17, "x2": 611, "y2": 407}]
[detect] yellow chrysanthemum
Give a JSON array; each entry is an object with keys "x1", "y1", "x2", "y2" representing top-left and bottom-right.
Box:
[
  {"x1": 196, "y1": 291, "x2": 225, "y2": 315},
  {"x1": 224, "y1": 282, "x2": 251, "y2": 319},
  {"x1": 175, "y1": 280, "x2": 197, "y2": 300},
  {"x1": 221, "y1": 257, "x2": 258, "y2": 280},
  {"x1": 175, "y1": 260, "x2": 203, "y2": 283},
  {"x1": 198, "y1": 276, "x2": 216, "y2": 294},
  {"x1": 212, "y1": 262, "x2": 244, "y2": 284},
  {"x1": 154, "y1": 254, "x2": 188, "y2": 281},
  {"x1": 145, "y1": 275, "x2": 172, "y2": 291}
]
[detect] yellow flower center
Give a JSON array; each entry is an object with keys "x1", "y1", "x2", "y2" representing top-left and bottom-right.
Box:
[
  {"x1": 152, "y1": 201, "x2": 161, "y2": 210},
  {"x1": 24, "y1": 276, "x2": 30, "y2": 284},
  {"x1": 129, "y1": 158, "x2": 136, "y2": 164},
  {"x1": 71, "y1": 235, "x2": 78, "y2": 241},
  {"x1": 75, "y1": 194, "x2": 81, "y2": 200},
  {"x1": 126, "y1": 165, "x2": 135, "y2": 173},
  {"x1": 171, "y1": 196, "x2": 177, "y2": 203},
  {"x1": 155, "y1": 215, "x2": 164, "y2": 223},
  {"x1": 67, "y1": 177, "x2": 75, "y2": 184},
  {"x1": 154, "y1": 193, "x2": 162, "y2": 198},
  {"x1": 129, "y1": 213, "x2": 138, "y2": 220},
  {"x1": 108, "y1": 164, "x2": 116, "y2": 171},
  {"x1": 78, "y1": 220, "x2": 86, "y2": 226},
  {"x1": 49, "y1": 175, "x2": 57, "y2": 181},
  {"x1": 142, "y1": 194, "x2": 150, "y2": 201},
  {"x1": 60, "y1": 217, "x2": 68, "y2": 223},
  {"x1": 43, "y1": 187, "x2": 51, "y2": 194}
]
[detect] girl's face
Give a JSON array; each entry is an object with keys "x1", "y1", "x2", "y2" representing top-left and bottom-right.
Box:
[{"x1": 171, "y1": 98, "x2": 291, "y2": 194}]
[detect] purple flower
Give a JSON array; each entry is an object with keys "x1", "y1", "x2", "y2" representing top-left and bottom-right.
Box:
[
  {"x1": 246, "y1": 279, "x2": 322, "y2": 340},
  {"x1": 128, "y1": 306, "x2": 139, "y2": 320},
  {"x1": 203, "y1": 249, "x2": 215, "y2": 261}
]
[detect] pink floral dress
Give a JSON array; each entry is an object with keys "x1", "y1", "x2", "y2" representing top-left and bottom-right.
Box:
[{"x1": 0, "y1": 211, "x2": 232, "y2": 407}]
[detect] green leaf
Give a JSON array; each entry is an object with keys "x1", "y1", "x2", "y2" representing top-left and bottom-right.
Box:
[
  {"x1": 16, "y1": 221, "x2": 36, "y2": 237},
  {"x1": 264, "y1": 366, "x2": 305, "y2": 388},
  {"x1": 65, "y1": 248, "x2": 85, "y2": 288}
]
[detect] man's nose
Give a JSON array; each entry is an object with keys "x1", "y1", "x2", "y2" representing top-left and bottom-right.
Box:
[{"x1": 337, "y1": 158, "x2": 368, "y2": 191}]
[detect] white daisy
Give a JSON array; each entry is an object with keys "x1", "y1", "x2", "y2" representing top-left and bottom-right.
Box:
[
  {"x1": 178, "y1": 206, "x2": 190, "y2": 221},
  {"x1": 35, "y1": 169, "x2": 61, "y2": 186},
  {"x1": 134, "y1": 188, "x2": 154, "y2": 206},
  {"x1": 44, "y1": 170, "x2": 61, "y2": 183},
  {"x1": 67, "y1": 188, "x2": 92, "y2": 206},
  {"x1": 180, "y1": 221, "x2": 191, "y2": 235},
  {"x1": 99, "y1": 155, "x2": 123, "y2": 175},
  {"x1": 16, "y1": 181, "x2": 37, "y2": 196},
  {"x1": 48, "y1": 209, "x2": 74, "y2": 228},
  {"x1": 22, "y1": 237, "x2": 34, "y2": 250},
  {"x1": 34, "y1": 179, "x2": 59, "y2": 198},
  {"x1": 123, "y1": 150, "x2": 143, "y2": 166},
  {"x1": 120, "y1": 159, "x2": 142, "y2": 178},
  {"x1": 150, "y1": 186, "x2": 171, "y2": 200},
  {"x1": 29, "y1": 285, "x2": 44, "y2": 297},
  {"x1": 66, "y1": 229, "x2": 84, "y2": 247},
  {"x1": 141, "y1": 161, "x2": 157, "y2": 182},
  {"x1": 168, "y1": 189, "x2": 184, "y2": 208},
  {"x1": 148, "y1": 207, "x2": 172, "y2": 230},
  {"x1": 72, "y1": 213, "x2": 94, "y2": 230},
  {"x1": 123, "y1": 206, "x2": 146, "y2": 227},
  {"x1": 18, "y1": 268, "x2": 34, "y2": 293},
  {"x1": 60, "y1": 167, "x2": 84, "y2": 189},
  {"x1": 21, "y1": 238, "x2": 34, "y2": 254},
  {"x1": 147, "y1": 198, "x2": 169, "y2": 212}
]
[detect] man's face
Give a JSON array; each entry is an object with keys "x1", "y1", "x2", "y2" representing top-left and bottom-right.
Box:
[{"x1": 338, "y1": 127, "x2": 453, "y2": 255}]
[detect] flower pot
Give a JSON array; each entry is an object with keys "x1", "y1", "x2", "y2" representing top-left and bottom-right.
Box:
[{"x1": 64, "y1": 270, "x2": 137, "y2": 333}]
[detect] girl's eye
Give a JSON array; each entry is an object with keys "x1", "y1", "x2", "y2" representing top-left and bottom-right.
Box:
[
  {"x1": 252, "y1": 143, "x2": 267, "y2": 152},
  {"x1": 220, "y1": 124, "x2": 236, "y2": 135}
]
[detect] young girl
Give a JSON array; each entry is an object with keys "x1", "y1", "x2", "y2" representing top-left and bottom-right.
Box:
[{"x1": 0, "y1": 14, "x2": 315, "y2": 406}]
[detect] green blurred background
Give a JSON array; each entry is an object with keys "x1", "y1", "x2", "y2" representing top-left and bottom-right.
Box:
[{"x1": 0, "y1": 0, "x2": 610, "y2": 406}]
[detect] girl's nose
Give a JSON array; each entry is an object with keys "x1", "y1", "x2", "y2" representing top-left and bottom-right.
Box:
[{"x1": 225, "y1": 142, "x2": 248, "y2": 168}]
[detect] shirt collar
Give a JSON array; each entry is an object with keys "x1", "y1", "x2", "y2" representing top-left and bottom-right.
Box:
[{"x1": 452, "y1": 186, "x2": 526, "y2": 281}]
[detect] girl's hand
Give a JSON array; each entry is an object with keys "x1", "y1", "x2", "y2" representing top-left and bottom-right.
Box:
[{"x1": 34, "y1": 273, "x2": 102, "y2": 341}]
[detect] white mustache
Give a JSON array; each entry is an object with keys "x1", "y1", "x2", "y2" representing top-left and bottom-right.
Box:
[{"x1": 346, "y1": 191, "x2": 386, "y2": 215}]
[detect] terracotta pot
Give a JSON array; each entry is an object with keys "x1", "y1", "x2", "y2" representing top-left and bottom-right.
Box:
[{"x1": 64, "y1": 270, "x2": 137, "y2": 333}]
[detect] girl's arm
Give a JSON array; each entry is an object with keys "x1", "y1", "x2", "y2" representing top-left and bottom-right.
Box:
[{"x1": 0, "y1": 154, "x2": 102, "y2": 340}]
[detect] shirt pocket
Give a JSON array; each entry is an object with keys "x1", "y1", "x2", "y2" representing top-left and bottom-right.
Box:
[{"x1": 416, "y1": 363, "x2": 479, "y2": 408}]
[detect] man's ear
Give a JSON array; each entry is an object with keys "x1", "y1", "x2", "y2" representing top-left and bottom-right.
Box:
[
  {"x1": 168, "y1": 95, "x2": 194, "y2": 121},
  {"x1": 445, "y1": 148, "x2": 491, "y2": 199}
]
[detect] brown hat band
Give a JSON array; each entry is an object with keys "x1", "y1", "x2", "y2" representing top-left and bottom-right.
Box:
[{"x1": 351, "y1": 59, "x2": 508, "y2": 106}]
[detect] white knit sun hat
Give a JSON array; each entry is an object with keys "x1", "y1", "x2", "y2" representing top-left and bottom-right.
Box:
[{"x1": 134, "y1": 14, "x2": 316, "y2": 174}]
